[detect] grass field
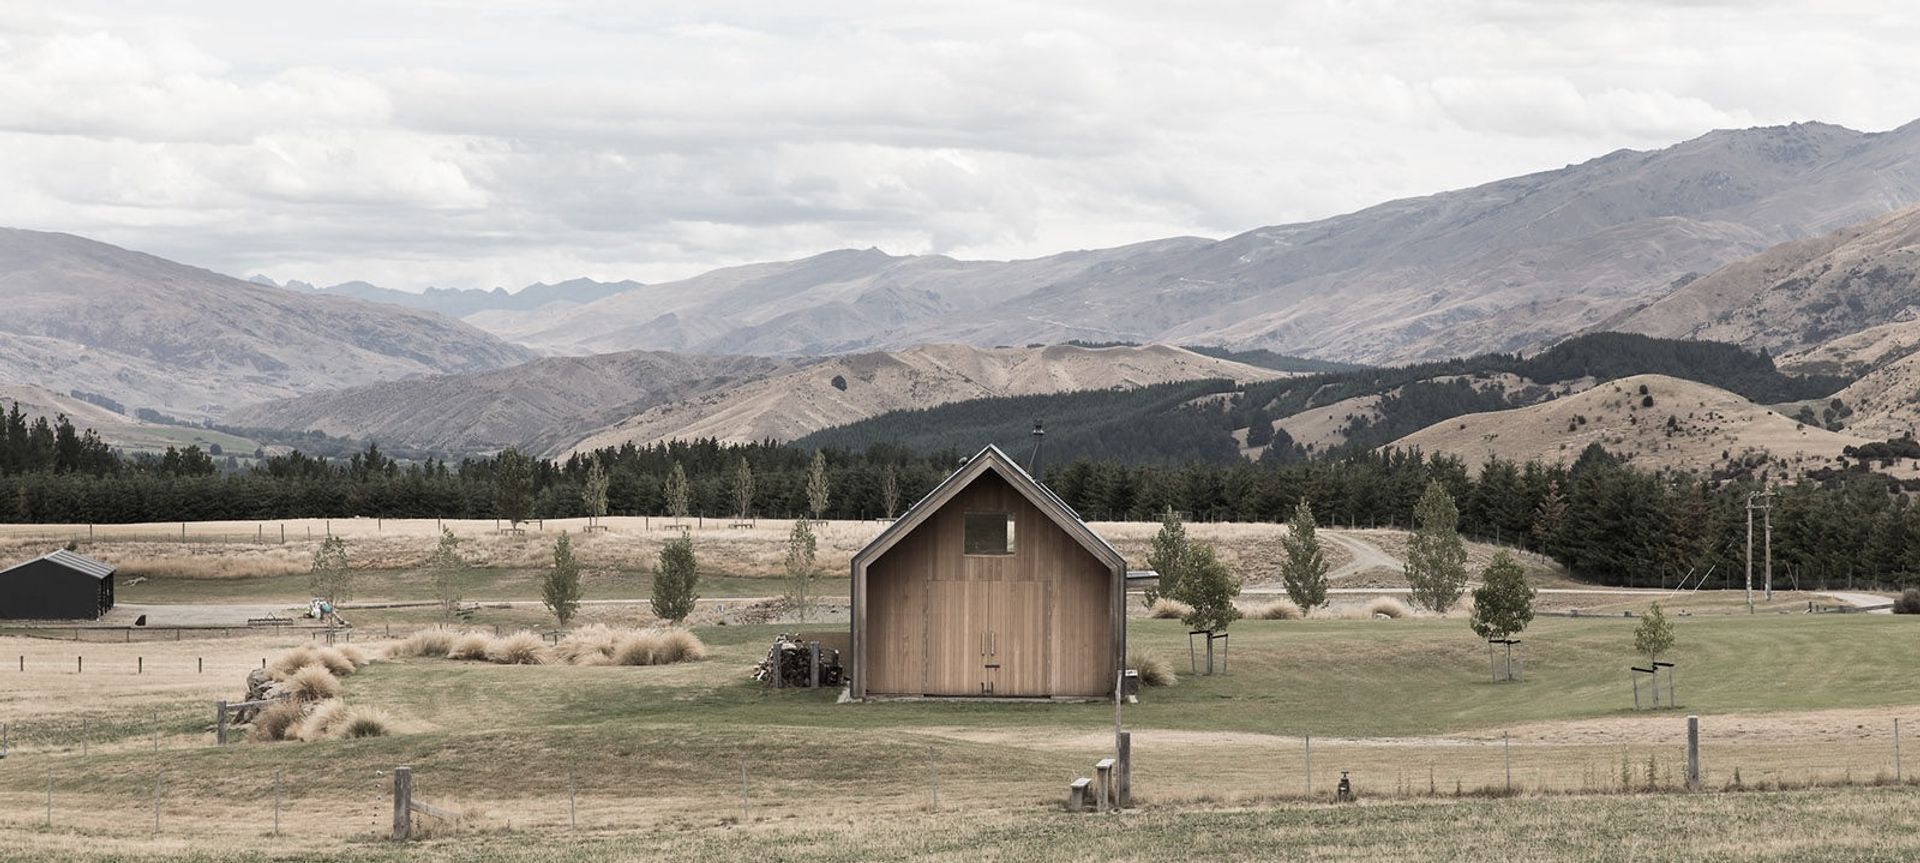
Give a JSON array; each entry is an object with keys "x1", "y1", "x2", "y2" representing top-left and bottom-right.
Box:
[{"x1": 0, "y1": 613, "x2": 1915, "y2": 860}]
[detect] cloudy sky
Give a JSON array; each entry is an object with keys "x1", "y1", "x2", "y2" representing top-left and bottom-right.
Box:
[{"x1": 3, "y1": 1, "x2": 1918, "y2": 291}]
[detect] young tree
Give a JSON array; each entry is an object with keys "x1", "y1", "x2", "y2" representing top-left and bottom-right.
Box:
[
  {"x1": 783, "y1": 517, "x2": 818, "y2": 621},
  {"x1": 881, "y1": 463, "x2": 900, "y2": 520},
  {"x1": 308, "y1": 535, "x2": 353, "y2": 604},
  {"x1": 663, "y1": 461, "x2": 691, "y2": 523},
  {"x1": 1175, "y1": 541, "x2": 1242, "y2": 674},
  {"x1": 582, "y1": 456, "x2": 611, "y2": 530},
  {"x1": 652, "y1": 533, "x2": 699, "y2": 623},
  {"x1": 1279, "y1": 498, "x2": 1329, "y2": 613},
  {"x1": 733, "y1": 456, "x2": 755, "y2": 521},
  {"x1": 543, "y1": 531, "x2": 583, "y2": 627},
  {"x1": 1406, "y1": 481, "x2": 1469, "y2": 612},
  {"x1": 1469, "y1": 550, "x2": 1536, "y2": 681},
  {"x1": 1633, "y1": 601, "x2": 1675, "y2": 664},
  {"x1": 1144, "y1": 506, "x2": 1190, "y2": 607},
  {"x1": 494, "y1": 447, "x2": 534, "y2": 530},
  {"x1": 806, "y1": 451, "x2": 831, "y2": 520},
  {"x1": 427, "y1": 526, "x2": 468, "y2": 620}
]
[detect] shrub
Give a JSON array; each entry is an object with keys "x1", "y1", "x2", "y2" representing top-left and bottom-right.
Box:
[
  {"x1": 1128, "y1": 650, "x2": 1177, "y2": 687},
  {"x1": 1148, "y1": 597, "x2": 1193, "y2": 619},
  {"x1": 1895, "y1": 589, "x2": 1920, "y2": 614},
  {"x1": 1363, "y1": 596, "x2": 1413, "y2": 619},
  {"x1": 250, "y1": 699, "x2": 306, "y2": 742},
  {"x1": 1242, "y1": 598, "x2": 1304, "y2": 620},
  {"x1": 335, "y1": 706, "x2": 393, "y2": 739},
  {"x1": 449, "y1": 632, "x2": 493, "y2": 661},
  {"x1": 295, "y1": 699, "x2": 349, "y2": 741},
  {"x1": 386, "y1": 630, "x2": 455, "y2": 659},
  {"x1": 486, "y1": 631, "x2": 546, "y2": 665},
  {"x1": 278, "y1": 665, "x2": 342, "y2": 702}
]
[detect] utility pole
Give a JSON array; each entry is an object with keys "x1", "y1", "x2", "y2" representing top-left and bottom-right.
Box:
[{"x1": 1745, "y1": 489, "x2": 1774, "y2": 611}]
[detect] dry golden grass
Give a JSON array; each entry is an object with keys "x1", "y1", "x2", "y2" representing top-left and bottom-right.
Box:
[
  {"x1": 334, "y1": 705, "x2": 394, "y2": 739},
  {"x1": 610, "y1": 628, "x2": 708, "y2": 666},
  {"x1": 294, "y1": 697, "x2": 349, "y2": 741},
  {"x1": 1148, "y1": 597, "x2": 1193, "y2": 619},
  {"x1": 550, "y1": 624, "x2": 621, "y2": 665},
  {"x1": 1241, "y1": 598, "x2": 1304, "y2": 620},
  {"x1": 449, "y1": 631, "x2": 494, "y2": 660},
  {"x1": 336, "y1": 643, "x2": 372, "y2": 666},
  {"x1": 1356, "y1": 596, "x2": 1414, "y2": 619},
  {"x1": 1128, "y1": 649, "x2": 1178, "y2": 687},
  {"x1": 276, "y1": 664, "x2": 342, "y2": 701},
  {"x1": 486, "y1": 630, "x2": 547, "y2": 665},
  {"x1": 249, "y1": 698, "x2": 305, "y2": 742},
  {"x1": 387, "y1": 629, "x2": 455, "y2": 658}
]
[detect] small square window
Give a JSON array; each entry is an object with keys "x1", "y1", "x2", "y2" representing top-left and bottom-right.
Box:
[{"x1": 964, "y1": 512, "x2": 1016, "y2": 555}]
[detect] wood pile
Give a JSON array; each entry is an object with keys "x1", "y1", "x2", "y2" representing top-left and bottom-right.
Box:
[{"x1": 751, "y1": 633, "x2": 843, "y2": 688}]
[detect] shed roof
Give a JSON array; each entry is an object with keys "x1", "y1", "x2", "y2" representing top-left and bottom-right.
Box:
[
  {"x1": 0, "y1": 549, "x2": 116, "y2": 580},
  {"x1": 852, "y1": 444, "x2": 1126, "y2": 572}
]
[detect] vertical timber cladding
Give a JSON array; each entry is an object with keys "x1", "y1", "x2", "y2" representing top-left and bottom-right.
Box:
[{"x1": 865, "y1": 469, "x2": 1115, "y2": 697}]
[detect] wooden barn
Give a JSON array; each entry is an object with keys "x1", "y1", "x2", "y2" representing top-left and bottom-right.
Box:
[
  {"x1": 0, "y1": 549, "x2": 116, "y2": 620},
  {"x1": 850, "y1": 445, "x2": 1126, "y2": 699}
]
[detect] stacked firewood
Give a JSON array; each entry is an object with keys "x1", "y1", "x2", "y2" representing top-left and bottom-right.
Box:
[{"x1": 751, "y1": 633, "x2": 844, "y2": 688}]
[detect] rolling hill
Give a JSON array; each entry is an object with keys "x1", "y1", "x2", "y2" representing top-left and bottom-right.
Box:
[
  {"x1": 256, "y1": 276, "x2": 639, "y2": 320},
  {"x1": 226, "y1": 351, "x2": 796, "y2": 457},
  {"x1": 469, "y1": 120, "x2": 1920, "y2": 365},
  {"x1": 1389, "y1": 374, "x2": 1867, "y2": 477},
  {"x1": 564, "y1": 343, "x2": 1283, "y2": 455},
  {"x1": 0, "y1": 228, "x2": 534, "y2": 421}
]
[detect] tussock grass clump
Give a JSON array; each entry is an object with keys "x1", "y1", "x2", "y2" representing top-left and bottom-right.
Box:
[
  {"x1": 250, "y1": 699, "x2": 306, "y2": 742},
  {"x1": 448, "y1": 632, "x2": 494, "y2": 661},
  {"x1": 611, "y1": 629, "x2": 709, "y2": 666},
  {"x1": 1243, "y1": 598, "x2": 1304, "y2": 620},
  {"x1": 1361, "y1": 596, "x2": 1413, "y2": 619},
  {"x1": 295, "y1": 698, "x2": 349, "y2": 741},
  {"x1": 335, "y1": 706, "x2": 394, "y2": 739},
  {"x1": 386, "y1": 630, "x2": 455, "y2": 659},
  {"x1": 1148, "y1": 598, "x2": 1193, "y2": 619},
  {"x1": 336, "y1": 644, "x2": 373, "y2": 667},
  {"x1": 1895, "y1": 588, "x2": 1920, "y2": 615},
  {"x1": 1128, "y1": 650, "x2": 1178, "y2": 687},
  {"x1": 485, "y1": 631, "x2": 546, "y2": 665},
  {"x1": 267, "y1": 645, "x2": 354, "y2": 680},
  {"x1": 278, "y1": 665, "x2": 343, "y2": 702},
  {"x1": 551, "y1": 625, "x2": 619, "y2": 665}
]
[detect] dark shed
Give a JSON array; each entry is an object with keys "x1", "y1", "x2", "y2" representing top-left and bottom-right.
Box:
[{"x1": 0, "y1": 549, "x2": 115, "y2": 620}]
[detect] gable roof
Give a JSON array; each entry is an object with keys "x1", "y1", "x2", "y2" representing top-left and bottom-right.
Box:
[
  {"x1": 0, "y1": 549, "x2": 115, "y2": 580},
  {"x1": 852, "y1": 444, "x2": 1126, "y2": 572}
]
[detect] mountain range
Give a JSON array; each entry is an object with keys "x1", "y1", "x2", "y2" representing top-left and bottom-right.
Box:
[
  {"x1": 0, "y1": 228, "x2": 533, "y2": 421},
  {"x1": 253, "y1": 276, "x2": 639, "y2": 319},
  {"x1": 461, "y1": 120, "x2": 1920, "y2": 365}
]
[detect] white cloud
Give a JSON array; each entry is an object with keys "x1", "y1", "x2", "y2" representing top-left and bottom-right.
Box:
[{"x1": 0, "y1": 1, "x2": 1917, "y2": 291}]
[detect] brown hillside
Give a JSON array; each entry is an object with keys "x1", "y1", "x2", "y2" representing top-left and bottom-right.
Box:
[{"x1": 1389, "y1": 374, "x2": 1866, "y2": 477}]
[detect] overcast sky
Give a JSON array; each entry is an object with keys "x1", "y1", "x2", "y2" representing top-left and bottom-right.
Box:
[{"x1": 3, "y1": 1, "x2": 1918, "y2": 291}]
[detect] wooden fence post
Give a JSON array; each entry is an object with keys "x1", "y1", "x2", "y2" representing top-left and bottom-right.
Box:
[
  {"x1": 1685, "y1": 715, "x2": 1701, "y2": 791},
  {"x1": 1094, "y1": 758, "x2": 1114, "y2": 813},
  {"x1": 274, "y1": 770, "x2": 282, "y2": 836},
  {"x1": 809, "y1": 642, "x2": 821, "y2": 688},
  {"x1": 1117, "y1": 731, "x2": 1132, "y2": 808},
  {"x1": 215, "y1": 701, "x2": 228, "y2": 746},
  {"x1": 392, "y1": 766, "x2": 413, "y2": 841}
]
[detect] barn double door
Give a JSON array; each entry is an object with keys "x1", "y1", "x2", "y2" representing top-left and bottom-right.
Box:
[{"x1": 924, "y1": 581, "x2": 1050, "y2": 697}]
